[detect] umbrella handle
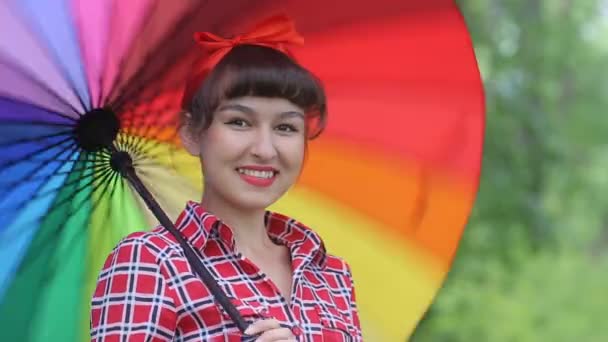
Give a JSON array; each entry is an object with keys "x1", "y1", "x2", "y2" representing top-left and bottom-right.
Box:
[{"x1": 109, "y1": 148, "x2": 251, "y2": 334}]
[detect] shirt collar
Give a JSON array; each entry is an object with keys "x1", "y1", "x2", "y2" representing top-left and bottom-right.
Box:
[{"x1": 174, "y1": 201, "x2": 327, "y2": 268}]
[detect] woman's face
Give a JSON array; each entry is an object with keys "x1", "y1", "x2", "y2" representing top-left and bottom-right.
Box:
[{"x1": 182, "y1": 96, "x2": 307, "y2": 211}]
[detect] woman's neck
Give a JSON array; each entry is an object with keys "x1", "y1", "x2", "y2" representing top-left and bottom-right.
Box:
[{"x1": 200, "y1": 195, "x2": 276, "y2": 254}]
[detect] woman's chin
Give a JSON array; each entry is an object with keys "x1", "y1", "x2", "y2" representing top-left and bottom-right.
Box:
[{"x1": 230, "y1": 192, "x2": 283, "y2": 211}]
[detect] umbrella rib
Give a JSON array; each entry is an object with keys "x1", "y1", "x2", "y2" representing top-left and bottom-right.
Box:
[
  {"x1": 20, "y1": 164, "x2": 114, "y2": 214},
  {"x1": 129, "y1": 146, "x2": 183, "y2": 172},
  {"x1": 0, "y1": 96, "x2": 79, "y2": 123},
  {"x1": 0, "y1": 142, "x2": 79, "y2": 190},
  {"x1": 2, "y1": 143, "x2": 78, "y2": 188},
  {"x1": 136, "y1": 138, "x2": 181, "y2": 161},
  {"x1": 5, "y1": 165, "x2": 103, "y2": 207},
  {"x1": 0, "y1": 144, "x2": 84, "y2": 243},
  {"x1": 73, "y1": 170, "x2": 129, "y2": 272},
  {"x1": 121, "y1": 124, "x2": 156, "y2": 155},
  {"x1": 135, "y1": 110, "x2": 178, "y2": 140},
  {"x1": 100, "y1": 0, "x2": 163, "y2": 106},
  {"x1": 118, "y1": 131, "x2": 137, "y2": 153},
  {"x1": 114, "y1": 98, "x2": 180, "y2": 160},
  {"x1": 0, "y1": 58, "x2": 82, "y2": 117},
  {"x1": 110, "y1": 59, "x2": 182, "y2": 111},
  {"x1": 0, "y1": 119, "x2": 76, "y2": 127},
  {"x1": 121, "y1": 103, "x2": 174, "y2": 120},
  {"x1": 100, "y1": 172, "x2": 126, "y2": 245},
  {"x1": 0, "y1": 152, "x2": 112, "y2": 188},
  {"x1": 121, "y1": 119, "x2": 180, "y2": 158},
  {"x1": 118, "y1": 109, "x2": 149, "y2": 149},
  {"x1": 127, "y1": 148, "x2": 179, "y2": 173},
  {"x1": 94, "y1": 0, "x2": 119, "y2": 108},
  {"x1": 78, "y1": 163, "x2": 114, "y2": 284},
  {"x1": 116, "y1": 125, "x2": 141, "y2": 154},
  {"x1": 72, "y1": 166, "x2": 118, "y2": 223},
  {"x1": 114, "y1": 124, "x2": 180, "y2": 164},
  {"x1": 55, "y1": 166, "x2": 116, "y2": 228},
  {"x1": 136, "y1": 140, "x2": 184, "y2": 167},
  {"x1": 33, "y1": 166, "x2": 115, "y2": 200},
  {"x1": 0, "y1": 129, "x2": 74, "y2": 148},
  {"x1": 116, "y1": 103, "x2": 157, "y2": 149},
  {"x1": 7, "y1": 165, "x2": 117, "y2": 273},
  {"x1": 76, "y1": 174, "x2": 134, "y2": 307},
  {"x1": 45, "y1": 151, "x2": 110, "y2": 163},
  {"x1": 131, "y1": 156, "x2": 192, "y2": 171},
  {"x1": 0, "y1": 135, "x2": 76, "y2": 169},
  {"x1": 113, "y1": 174, "x2": 128, "y2": 244},
  {"x1": 9, "y1": 151, "x2": 91, "y2": 268},
  {"x1": 1, "y1": 4, "x2": 89, "y2": 113},
  {"x1": 106, "y1": 0, "x2": 208, "y2": 110},
  {"x1": 122, "y1": 127, "x2": 169, "y2": 156}
]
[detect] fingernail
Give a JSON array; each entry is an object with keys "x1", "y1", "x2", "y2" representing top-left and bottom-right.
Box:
[{"x1": 244, "y1": 326, "x2": 253, "y2": 335}]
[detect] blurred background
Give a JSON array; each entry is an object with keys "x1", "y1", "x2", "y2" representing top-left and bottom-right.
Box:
[{"x1": 411, "y1": 0, "x2": 608, "y2": 341}]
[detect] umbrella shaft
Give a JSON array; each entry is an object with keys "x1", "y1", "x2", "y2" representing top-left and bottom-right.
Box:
[{"x1": 109, "y1": 147, "x2": 250, "y2": 333}]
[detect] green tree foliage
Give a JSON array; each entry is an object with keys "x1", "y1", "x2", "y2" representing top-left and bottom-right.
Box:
[{"x1": 411, "y1": 1, "x2": 608, "y2": 340}]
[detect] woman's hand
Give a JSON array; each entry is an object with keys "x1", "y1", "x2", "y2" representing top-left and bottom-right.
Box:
[{"x1": 244, "y1": 319, "x2": 296, "y2": 342}]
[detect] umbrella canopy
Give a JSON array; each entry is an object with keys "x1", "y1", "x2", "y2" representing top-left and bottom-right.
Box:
[{"x1": 0, "y1": 0, "x2": 484, "y2": 341}]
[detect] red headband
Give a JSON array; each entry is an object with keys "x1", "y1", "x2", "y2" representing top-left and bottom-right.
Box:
[{"x1": 181, "y1": 14, "x2": 304, "y2": 109}]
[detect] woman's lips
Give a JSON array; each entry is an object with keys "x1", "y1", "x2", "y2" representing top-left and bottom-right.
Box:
[{"x1": 236, "y1": 167, "x2": 278, "y2": 187}]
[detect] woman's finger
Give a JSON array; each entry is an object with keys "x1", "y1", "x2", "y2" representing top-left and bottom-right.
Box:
[
  {"x1": 254, "y1": 327, "x2": 295, "y2": 342},
  {"x1": 244, "y1": 319, "x2": 282, "y2": 335}
]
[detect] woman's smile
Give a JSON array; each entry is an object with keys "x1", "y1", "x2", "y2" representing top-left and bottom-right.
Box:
[{"x1": 236, "y1": 166, "x2": 279, "y2": 187}]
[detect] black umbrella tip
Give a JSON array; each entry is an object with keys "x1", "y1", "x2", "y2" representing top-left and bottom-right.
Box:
[{"x1": 74, "y1": 107, "x2": 120, "y2": 152}]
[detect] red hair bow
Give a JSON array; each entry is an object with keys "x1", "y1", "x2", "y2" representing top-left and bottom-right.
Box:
[{"x1": 181, "y1": 14, "x2": 304, "y2": 109}]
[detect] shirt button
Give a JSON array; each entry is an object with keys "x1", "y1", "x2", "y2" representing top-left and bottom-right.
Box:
[{"x1": 291, "y1": 326, "x2": 302, "y2": 336}]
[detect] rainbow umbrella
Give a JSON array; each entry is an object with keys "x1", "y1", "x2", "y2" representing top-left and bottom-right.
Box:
[{"x1": 0, "y1": 0, "x2": 484, "y2": 341}]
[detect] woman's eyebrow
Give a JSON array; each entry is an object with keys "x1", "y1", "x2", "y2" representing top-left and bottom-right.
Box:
[
  {"x1": 217, "y1": 104, "x2": 304, "y2": 119},
  {"x1": 279, "y1": 111, "x2": 305, "y2": 119},
  {"x1": 217, "y1": 103, "x2": 255, "y2": 114}
]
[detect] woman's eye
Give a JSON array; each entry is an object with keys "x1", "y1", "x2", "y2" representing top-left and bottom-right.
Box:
[
  {"x1": 225, "y1": 119, "x2": 249, "y2": 127},
  {"x1": 276, "y1": 124, "x2": 298, "y2": 133}
]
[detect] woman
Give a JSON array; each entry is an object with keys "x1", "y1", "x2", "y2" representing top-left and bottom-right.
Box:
[{"x1": 90, "y1": 15, "x2": 362, "y2": 341}]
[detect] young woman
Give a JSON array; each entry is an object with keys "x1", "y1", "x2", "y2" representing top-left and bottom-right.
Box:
[{"x1": 90, "y1": 16, "x2": 362, "y2": 341}]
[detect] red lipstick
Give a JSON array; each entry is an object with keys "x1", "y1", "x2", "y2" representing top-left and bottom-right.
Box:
[{"x1": 236, "y1": 166, "x2": 278, "y2": 187}]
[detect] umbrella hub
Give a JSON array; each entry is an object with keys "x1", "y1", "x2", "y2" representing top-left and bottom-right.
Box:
[
  {"x1": 75, "y1": 107, "x2": 120, "y2": 152},
  {"x1": 110, "y1": 150, "x2": 133, "y2": 175}
]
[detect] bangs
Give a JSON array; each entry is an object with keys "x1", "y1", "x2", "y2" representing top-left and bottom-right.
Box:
[
  {"x1": 188, "y1": 45, "x2": 327, "y2": 138},
  {"x1": 219, "y1": 46, "x2": 325, "y2": 112}
]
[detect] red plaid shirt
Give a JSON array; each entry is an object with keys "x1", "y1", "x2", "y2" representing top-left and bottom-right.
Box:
[{"x1": 90, "y1": 201, "x2": 362, "y2": 341}]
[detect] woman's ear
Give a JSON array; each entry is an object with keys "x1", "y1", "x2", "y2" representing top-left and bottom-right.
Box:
[{"x1": 179, "y1": 112, "x2": 202, "y2": 156}]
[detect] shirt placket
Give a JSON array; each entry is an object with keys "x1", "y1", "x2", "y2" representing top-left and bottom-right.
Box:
[
  {"x1": 213, "y1": 219, "x2": 312, "y2": 340},
  {"x1": 235, "y1": 250, "x2": 307, "y2": 340}
]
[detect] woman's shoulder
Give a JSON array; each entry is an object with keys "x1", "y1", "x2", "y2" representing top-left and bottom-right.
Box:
[
  {"x1": 319, "y1": 252, "x2": 356, "y2": 293},
  {"x1": 267, "y1": 211, "x2": 354, "y2": 278},
  {"x1": 322, "y1": 253, "x2": 353, "y2": 275},
  {"x1": 104, "y1": 226, "x2": 182, "y2": 265}
]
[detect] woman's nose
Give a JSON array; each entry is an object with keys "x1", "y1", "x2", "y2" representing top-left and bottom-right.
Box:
[{"x1": 249, "y1": 128, "x2": 277, "y2": 160}]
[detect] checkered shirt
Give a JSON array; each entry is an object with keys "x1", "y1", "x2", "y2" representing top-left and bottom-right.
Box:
[{"x1": 90, "y1": 201, "x2": 362, "y2": 341}]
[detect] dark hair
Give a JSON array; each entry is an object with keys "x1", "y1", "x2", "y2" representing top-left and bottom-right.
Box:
[{"x1": 184, "y1": 44, "x2": 327, "y2": 139}]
